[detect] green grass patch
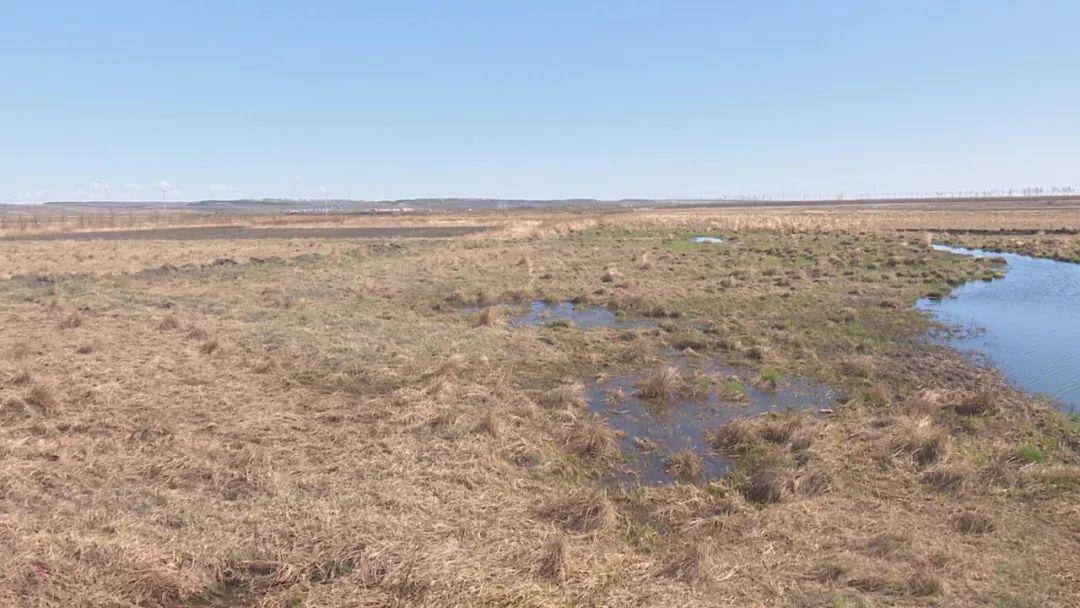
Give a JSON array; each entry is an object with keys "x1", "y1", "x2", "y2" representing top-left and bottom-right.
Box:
[{"x1": 1017, "y1": 444, "x2": 1048, "y2": 464}]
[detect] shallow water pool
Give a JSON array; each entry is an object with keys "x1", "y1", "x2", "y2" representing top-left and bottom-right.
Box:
[
  {"x1": 917, "y1": 245, "x2": 1080, "y2": 413},
  {"x1": 587, "y1": 365, "x2": 834, "y2": 485}
]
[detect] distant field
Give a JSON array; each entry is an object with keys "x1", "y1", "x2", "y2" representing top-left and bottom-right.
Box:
[
  {"x1": 0, "y1": 224, "x2": 487, "y2": 242},
  {"x1": 0, "y1": 204, "x2": 1077, "y2": 607}
]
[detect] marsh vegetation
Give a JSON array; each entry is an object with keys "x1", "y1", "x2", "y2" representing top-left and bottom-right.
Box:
[{"x1": 0, "y1": 204, "x2": 1077, "y2": 607}]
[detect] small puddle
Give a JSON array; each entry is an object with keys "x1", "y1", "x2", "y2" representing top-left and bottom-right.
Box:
[
  {"x1": 691, "y1": 236, "x2": 725, "y2": 244},
  {"x1": 467, "y1": 300, "x2": 650, "y2": 329},
  {"x1": 587, "y1": 363, "x2": 835, "y2": 485},
  {"x1": 918, "y1": 244, "x2": 1080, "y2": 413},
  {"x1": 510, "y1": 301, "x2": 645, "y2": 329}
]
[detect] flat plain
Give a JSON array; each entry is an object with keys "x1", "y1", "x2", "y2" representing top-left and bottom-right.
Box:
[{"x1": 0, "y1": 202, "x2": 1077, "y2": 607}]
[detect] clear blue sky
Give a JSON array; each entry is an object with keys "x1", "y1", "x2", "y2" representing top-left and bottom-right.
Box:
[{"x1": 3, "y1": 1, "x2": 1078, "y2": 202}]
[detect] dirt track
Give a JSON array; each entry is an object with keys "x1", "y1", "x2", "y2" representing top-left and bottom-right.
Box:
[{"x1": 0, "y1": 225, "x2": 488, "y2": 242}]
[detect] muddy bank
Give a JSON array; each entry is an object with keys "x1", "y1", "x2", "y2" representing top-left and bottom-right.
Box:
[{"x1": 0, "y1": 225, "x2": 488, "y2": 242}]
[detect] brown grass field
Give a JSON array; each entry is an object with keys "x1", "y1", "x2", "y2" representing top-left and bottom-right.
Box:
[{"x1": 1, "y1": 203, "x2": 1078, "y2": 607}]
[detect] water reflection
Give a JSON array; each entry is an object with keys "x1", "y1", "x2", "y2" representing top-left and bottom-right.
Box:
[{"x1": 918, "y1": 245, "x2": 1080, "y2": 413}]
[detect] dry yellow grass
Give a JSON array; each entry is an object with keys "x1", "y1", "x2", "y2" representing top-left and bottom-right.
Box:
[{"x1": 0, "y1": 205, "x2": 1076, "y2": 607}]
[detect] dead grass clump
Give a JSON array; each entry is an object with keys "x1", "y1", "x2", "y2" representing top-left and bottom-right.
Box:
[
  {"x1": 424, "y1": 375, "x2": 455, "y2": 400},
  {"x1": 922, "y1": 463, "x2": 974, "y2": 494},
  {"x1": 435, "y1": 353, "x2": 466, "y2": 378},
  {"x1": 792, "y1": 464, "x2": 831, "y2": 496},
  {"x1": 58, "y1": 311, "x2": 83, "y2": 329},
  {"x1": 951, "y1": 510, "x2": 994, "y2": 535},
  {"x1": 185, "y1": 325, "x2": 209, "y2": 341},
  {"x1": 709, "y1": 413, "x2": 807, "y2": 452},
  {"x1": 840, "y1": 356, "x2": 873, "y2": 378},
  {"x1": 758, "y1": 412, "x2": 805, "y2": 445},
  {"x1": 741, "y1": 463, "x2": 791, "y2": 504},
  {"x1": 736, "y1": 451, "x2": 795, "y2": 504},
  {"x1": 565, "y1": 415, "x2": 620, "y2": 461},
  {"x1": 891, "y1": 416, "x2": 949, "y2": 467},
  {"x1": 7, "y1": 342, "x2": 30, "y2": 360},
  {"x1": 475, "y1": 290, "x2": 499, "y2": 306},
  {"x1": 475, "y1": 410, "x2": 503, "y2": 439},
  {"x1": 536, "y1": 537, "x2": 567, "y2": 582},
  {"x1": 0, "y1": 397, "x2": 30, "y2": 424},
  {"x1": 953, "y1": 385, "x2": 999, "y2": 416},
  {"x1": 542, "y1": 489, "x2": 615, "y2": 533},
  {"x1": 811, "y1": 561, "x2": 847, "y2": 583},
  {"x1": 663, "y1": 541, "x2": 715, "y2": 586},
  {"x1": 907, "y1": 568, "x2": 944, "y2": 596},
  {"x1": 540, "y1": 383, "x2": 586, "y2": 410},
  {"x1": 708, "y1": 419, "x2": 759, "y2": 451},
  {"x1": 199, "y1": 339, "x2": 220, "y2": 355},
  {"x1": 862, "y1": 385, "x2": 891, "y2": 407},
  {"x1": 635, "y1": 366, "x2": 682, "y2": 401},
  {"x1": 158, "y1": 314, "x2": 180, "y2": 330},
  {"x1": 665, "y1": 449, "x2": 705, "y2": 482},
  {"x1": 902, "y1": 392, "x2": 942, "y2": 417},
  {"x1": 9, "y1": 368, "x2": 32, "y2": 386},
  {"x1": 745, "y1": 345, "x2": 769, "y2": 363},
  {"x1": 441, "y1": 290, "x2": 468, "y2": 308},
  {"x1": 23, "y1": 381, "x2": 57, "y2": 414},
  {"x1": 477, "y1": 306, "x2": 504, "y2": 326}
]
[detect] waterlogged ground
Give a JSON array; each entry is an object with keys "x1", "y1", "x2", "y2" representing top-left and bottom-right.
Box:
[
  {"x1": 0, "y1": 215, "x2": 1077, "y2": 608},
  {"x1": 920, "y1": 245, "x2": 1080, "y2": 413},
  {"x1": 511, "y1": 300, "x2": 644, "y2": 329},
  {"x1": 588, "y1": 365, "x2": 835, "y2": 485}
]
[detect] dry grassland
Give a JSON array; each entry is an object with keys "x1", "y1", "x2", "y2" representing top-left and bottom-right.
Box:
[{"x1": 0, "y1": 204, "x2": 1078, "y2": 607}]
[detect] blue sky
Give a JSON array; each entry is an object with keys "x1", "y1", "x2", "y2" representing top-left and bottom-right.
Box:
[{"x1": 3, "y1": 1, "x2": 1078, "y2": 202}]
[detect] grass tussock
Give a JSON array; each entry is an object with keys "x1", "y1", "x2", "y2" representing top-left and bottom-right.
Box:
[
  {"x1": 565, "y1": 415, "x2": 620, "y2": 461},
  {"x1": 891, "y1": 416, "x2": 950, "y2": 467},
  {"x1": 664, "y1": 448, "x2": 705, "y2": 483},
  {"x1": 184, "y1": 325, "x2": 209, "y2": 341},
  {"x1": 540, "y1": 382, "x2": 586, "y2": 410},
  {"x1": 951, "y1": 510, "x2": 994, "y2": 535},
  {"x1": 23, "y1": 381, "x2": 58, "y2": 414},
  {"x1": 199, "y1": 339, "x2": 220, "y2": 355},
  {"x1": 709, "y1": 412, "x2": 809, "y2": 452},
  {"x1": 792, "y1": 463, "x2": 831, "y2": 496},
  {"x1": 663, "y1": 541, "x2": 716, "y2": 586},
  {"x1": 953, "y1": 385, "x2": 1000, "y2": 416},
  {"x1": 542, "y1": 489, "x2": 616, "y2": 533},
  {"x1": 740, "y1": 460, "x2": 792, "y2": 504},
  {"x1": 635, "y1": 366, "x2": 682, "y2": 401},
  {"x1": 57, "y1": 311, "x2": 83, "y2": 329},
  {"x1": 477, "y1": 306, "x2": 504, "y2": 326},
  {"x1": 906, "y1": 568, "x2": 944, "y2": 596},
  {"x1": 708, "y1": 418, "x2": 760, "y2": 450},
  {"x1": 922, "y1": 463, "x2": 974, "y2": 494},
  {"x1": 435, "y1": 353, "x2": 466, "y2": 378},
  {"x1": 536, "y1": 536, "x2": 567, "y2": 582},
  {"x1": 158, "y1": 314, "x2": 180, "y2": 330},
  {"x1": 8, "y1": 368, "x2": 32, "y2": 386},
  {"x1": 475, "y1": 410, "x2": 503, "y2": 439}
]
